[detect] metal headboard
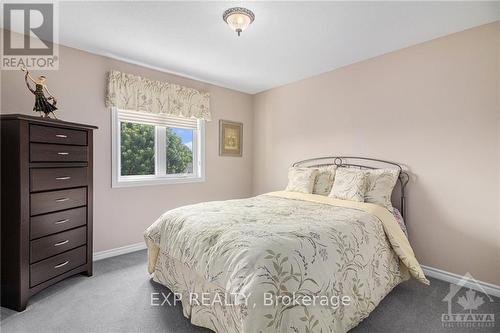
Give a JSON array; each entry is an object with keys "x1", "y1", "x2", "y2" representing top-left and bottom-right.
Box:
[{"x1": 292, "y1": 156, "x2": 409, "y2": 219}]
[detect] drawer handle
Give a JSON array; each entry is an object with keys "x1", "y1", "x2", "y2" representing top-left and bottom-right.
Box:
[
  {"x1": 54, "y1": 240, "x2": 69, "y2": 246},
  {"x1": 57, "y1": 152, "x2": 69, "y2": 156},
  {"x1": 55, "y1": 134, "x2": 68, "y2": 138},
  {"x1": 55, "y1": 176, "x2": 71, "y2": 180},
  {"x1": 54, "y1": 239, "x2": 69, "y2": 246},
  {"x1": 55, "y1": 198, "x2": 69, "y2": 202},
  {"x1": 54, "y1": 218, "x2": 70, "y2": 225},
  {"x1": 54, "y1": 261, "x2": 69, "y2": 269}
]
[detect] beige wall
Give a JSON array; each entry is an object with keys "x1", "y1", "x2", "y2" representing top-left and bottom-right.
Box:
[
  {"x1": 253, "y1": 22, "x2": 500, "y2": 285},
  {"x1": 2, "y1": 22, "x2": 499, "y2": 286},
  {"x1": 1, "y1": 41, "x2": 254, "y2": 252}
]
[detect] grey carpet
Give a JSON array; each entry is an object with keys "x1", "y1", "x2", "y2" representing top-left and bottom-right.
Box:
[{"x1": 1, "y1": 250, "x2": 498, "y2": 333}]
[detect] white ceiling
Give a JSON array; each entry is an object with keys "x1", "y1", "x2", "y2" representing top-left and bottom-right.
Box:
[{"x1": 31, "y1": 2, "x2": 500, "y2": 93}]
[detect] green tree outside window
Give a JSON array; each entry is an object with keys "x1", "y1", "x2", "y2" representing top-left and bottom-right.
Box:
[
  {"x1": 166, "y1": 128, "x2": 193, "y2": 174},
  {"x1": 120, "y1": 122, "x2": 193, "y2": 176}
]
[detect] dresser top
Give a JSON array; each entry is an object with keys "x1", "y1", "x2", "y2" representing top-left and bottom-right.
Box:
[{"x1": 1, "y1": 114, "x2": 98, "y2": 130}]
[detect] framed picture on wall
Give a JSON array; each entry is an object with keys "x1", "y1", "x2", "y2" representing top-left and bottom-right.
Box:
[{"x1": 219, "y1": 120, "x2": 243, "y2": 157}]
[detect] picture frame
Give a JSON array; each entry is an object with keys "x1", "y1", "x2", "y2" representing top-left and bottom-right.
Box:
[{"x1": 219, "y1": 120, "x2": 243, "y2": 157}]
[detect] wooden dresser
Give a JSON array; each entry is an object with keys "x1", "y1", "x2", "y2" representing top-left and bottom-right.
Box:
[{"x1": 1, "y1": 114, "x2": 97, "y2": 311}]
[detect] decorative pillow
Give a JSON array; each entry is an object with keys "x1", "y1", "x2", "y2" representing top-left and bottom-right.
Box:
[
  {"x1": 312, "y1": 166, "x2": 337, "y2": 196},
  {"x1": 364, "y1": 169, "x2": 400, "y2": 211},
  {"x1": 329, "y1": 168, "x2": 367, "y2": 202},
  {"x1": 285, "y1": 167, "x2": 319, "y2": 194}
]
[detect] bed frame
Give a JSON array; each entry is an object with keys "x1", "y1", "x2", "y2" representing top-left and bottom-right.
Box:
[{"x1": 292, "y1": 156, "x2": 409, "y2": 219}]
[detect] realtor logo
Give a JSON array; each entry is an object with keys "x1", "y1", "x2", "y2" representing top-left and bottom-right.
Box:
[
  {"x1": 442, "y1": 272, "x2": 495, "y2": 329},
  {"x1": 1, "y1": 2, "x2": 59, "y2": 69}
]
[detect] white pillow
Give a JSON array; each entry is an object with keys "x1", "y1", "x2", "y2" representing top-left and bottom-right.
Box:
[
  {"x1": 364, "y1": 169, "x2": 400, "y2": 211},
  {"x1": 285, "y1": 167, "x2": 319, "y2": 194},
  {"x1": 312, "y1": 166, "x2": 337, "y2": 196},
  {"x1": 329, "y1": 168, "x2": 367, "y2": 202}
]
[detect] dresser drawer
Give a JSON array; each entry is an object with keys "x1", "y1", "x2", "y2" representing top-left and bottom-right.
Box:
[
  {"x1": 30, "y1": 245, "x2": 87, "y2": 287},
  {"x1": 31, "y1": 188, "x2": 87, "y2": 216},
  {"x1": 31, "y1": 167, "x2": 88, "y2": 192},
  {"x1": 31, "y1": 207, "x2": 87, "y2": 239},
  {"x1": 30, "y1": 124, "x2": 87, "y2": 146},
  {"x1": 30, "y1": 226, "x2": 87, "y2": 263},
  {"x1": 30, "y1": 143, "x2": 88, "y2": 162}
]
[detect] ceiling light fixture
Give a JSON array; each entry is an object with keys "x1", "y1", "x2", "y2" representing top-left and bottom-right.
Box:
[{"x1": 223, "y1": 7, "x2": 255, "y2": 36}]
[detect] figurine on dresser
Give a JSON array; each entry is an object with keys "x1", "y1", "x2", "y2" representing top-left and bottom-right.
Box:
[{"x1": 21, "y1": 67, "x2": 59, "y2": 119}]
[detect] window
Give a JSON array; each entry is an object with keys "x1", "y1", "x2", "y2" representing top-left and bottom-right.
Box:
[{"x1": 112, "y1": 108, "x2": 205, "y2": 187}]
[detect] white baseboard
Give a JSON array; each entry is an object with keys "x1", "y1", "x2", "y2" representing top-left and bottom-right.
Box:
[
  {"x1": 93, "y1": 242, "x2": 147, "y2": 261},
  {"x1": 422, "y1": 265, "x2": 500, "y2": 298}
]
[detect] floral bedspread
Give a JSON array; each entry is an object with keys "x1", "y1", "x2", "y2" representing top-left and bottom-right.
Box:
[{"x1": 144, "y1": 192, "x2": 428, "y2": 333}]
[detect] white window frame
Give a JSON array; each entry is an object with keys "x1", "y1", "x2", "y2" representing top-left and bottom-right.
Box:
[{"x1": 111, "y1": 108, "x2": 205, "y2": 188}]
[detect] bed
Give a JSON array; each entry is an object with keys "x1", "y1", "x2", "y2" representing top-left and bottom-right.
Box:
[{"x1": 144, "y1": 157, "x2": 429, "y2": 333}]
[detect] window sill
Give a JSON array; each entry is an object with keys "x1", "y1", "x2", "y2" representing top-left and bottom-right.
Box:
[{"x1": 112, "y1": 175, "x2": 205, "y2": 188}]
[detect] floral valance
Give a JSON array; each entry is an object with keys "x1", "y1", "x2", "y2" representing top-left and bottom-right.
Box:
[{"x1": 105, "y1": 70, "x2": 211, "y2": 121}]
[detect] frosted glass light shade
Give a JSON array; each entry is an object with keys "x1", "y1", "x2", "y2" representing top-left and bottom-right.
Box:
[{"x1": 223, "y1": 7, "x2": 255, "y2": 36}]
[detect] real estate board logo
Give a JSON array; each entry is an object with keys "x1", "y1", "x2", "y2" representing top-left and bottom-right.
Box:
[
  {"x1": 1, "y1": 2, "x2": 59, "y2": 70},
  {"x1": 441, "y1": 273, "x2": 495, "y2": 329}
]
